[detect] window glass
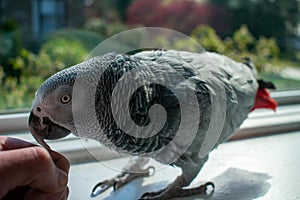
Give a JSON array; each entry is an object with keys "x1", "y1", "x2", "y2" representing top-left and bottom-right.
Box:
[{"x1": 0, "y1": 0, "x2": 299, "y2": 112}]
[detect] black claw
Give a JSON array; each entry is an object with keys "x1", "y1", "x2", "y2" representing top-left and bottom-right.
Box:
[
  {"x1": 140, "y1": 191, "x2": 156, "y2": 199},
  {"x1": 204, "y1": 181, "x2": 215, "y2": 195},
  {"x1": 113, "y1": 181, "x2": 116, "y2": 191},
  {"x1": 140, "y1": 192, "x2": 150, "y2": 198},
  {"x1": 146, "y1": 166, "x2": 156, "y2": 176},
  {"x1": 139, "y1": 188, "x2": 165, "y2": 199},
  {"x1": 113, "y1": 180, "x2": 118, "y2": 191},
  {"x1": 205, "y1": 182, "x2": 215, "y2": 190},
  {"x1": 90, "y1": 181, "x2": 110, "y2": 198}
]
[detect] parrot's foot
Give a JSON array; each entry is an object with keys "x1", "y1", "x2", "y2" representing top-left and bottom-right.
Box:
[
  {"x1": 91, "y1": 166, "x2": 155, "y2": 197},
  {"x1": 139, "y1": 182, "x2": 214, "y2": 200}
]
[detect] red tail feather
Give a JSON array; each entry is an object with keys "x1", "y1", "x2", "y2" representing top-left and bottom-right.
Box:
[{"x1": 251, "y1": 88, "x2": 277, "y2": 112}]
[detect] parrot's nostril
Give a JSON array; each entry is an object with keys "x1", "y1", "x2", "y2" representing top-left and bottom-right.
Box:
[{"x1": 37, "y1": 107, "x2": 41, "y2": 112}]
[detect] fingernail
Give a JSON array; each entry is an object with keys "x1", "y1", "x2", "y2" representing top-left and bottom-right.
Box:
[{"x1": 57, "y1": 170, "x2": 68, "y2": 186}]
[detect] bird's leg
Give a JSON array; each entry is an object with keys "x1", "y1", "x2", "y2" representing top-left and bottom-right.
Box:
[
  {"x1": 140, "y1": 154, "x2": 214, "y2": 200},
  {"x1": 91, "y1": 156, "x2": 154, "y2": 197}
]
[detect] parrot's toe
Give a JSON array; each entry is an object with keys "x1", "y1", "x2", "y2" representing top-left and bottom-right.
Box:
[
  {"x1": 139, "y1": 188, "x2": 166, "y2": 200},
  {"x1": 90, "y1": 179, "x2": 115, "y2": 197},
  {"x1": 139, "y1": 181, "x2": 215, "y2": 200},
  {"x1": 91, "y1": 166, "x2": 155, "y2": 197}
]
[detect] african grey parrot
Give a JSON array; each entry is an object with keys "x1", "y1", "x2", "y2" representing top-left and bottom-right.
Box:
[{"x1": 28, "y1": 50, "x2": 276, "y2": 200}]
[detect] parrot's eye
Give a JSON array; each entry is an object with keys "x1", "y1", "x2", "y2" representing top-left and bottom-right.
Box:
[{"x1": 61, "y1": 94, "x2": 71, "y2": 104}]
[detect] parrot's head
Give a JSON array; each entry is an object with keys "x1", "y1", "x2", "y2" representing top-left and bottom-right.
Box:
[
  {"x1": 29, "y1": 68, "x2": 77, "y2": 148},
  {"x1": 28, "y1": 54, "x2": 118, "y2": 148}
]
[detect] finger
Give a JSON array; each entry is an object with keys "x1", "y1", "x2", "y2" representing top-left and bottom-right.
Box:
[
  {"x1": 48, "y1": 149, "x2": 70, "y2": 174},
  {"x1": 24, "y1": 187, "x2": 69, "y2": 200},
  {"x1": 0, "y1": 136, "x2": 36, "y2": 150},
  {"x1": 0, "y1": 136, "x2": 69, "y2": 172},
  {"x1": 0, "y1": 147, "x2": 68, "y2": 196}
]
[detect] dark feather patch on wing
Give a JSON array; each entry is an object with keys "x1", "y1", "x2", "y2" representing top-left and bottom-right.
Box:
[{"x1": 257, "y1": 79, "x2": 276, "y2": 89}]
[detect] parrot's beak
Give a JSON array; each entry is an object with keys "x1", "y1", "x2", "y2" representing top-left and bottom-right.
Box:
[{"x1": 28, "y1": 110, "x2": 71, "y2": 149}]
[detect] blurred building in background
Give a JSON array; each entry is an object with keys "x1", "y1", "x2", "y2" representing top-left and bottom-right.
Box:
[{"x1": 0, "y1": 0, "x2": 85, "y2": 49}]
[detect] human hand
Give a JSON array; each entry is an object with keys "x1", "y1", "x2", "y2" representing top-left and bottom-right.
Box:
[{"x1": 0, "y1": 136, "x2": 70, "y2": 200}]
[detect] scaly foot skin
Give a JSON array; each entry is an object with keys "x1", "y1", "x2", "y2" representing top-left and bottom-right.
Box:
[
  {"x1": 139, "y1": 182, "x2": 215, "y2": 200},
  {"x1": 90, "y1": 166, "x2": 155, "y2": 197}
]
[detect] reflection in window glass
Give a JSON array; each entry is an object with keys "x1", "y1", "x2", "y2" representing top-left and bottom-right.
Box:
[{"x1": 0, "y1": 0, "x2": 299, "y2": 112}]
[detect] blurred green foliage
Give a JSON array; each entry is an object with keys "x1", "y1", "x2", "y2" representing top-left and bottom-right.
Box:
[
  {"x1": 0, "y1": 19, "x2": 23, "y2": 82},
  {"x1": 40, "y1": 38, "x2": 89, "y2": 72},
  {"x1": 191, "y1": 25, "x2": 280, "y2": 71},
  {"x1": 153, "y1": 24, "x2": 281, "y2": 72},
  {"x1": 191, "y1": 25, "x2": 226, "y2": 53},
  {"x1": 0, "y1": 31, "x2": 90, "y2": 111},
  {"x1": 46, "y1": 28, "x2": 103, "y2": 51},
  {"x1": 84, "y1": 18, "x2": 128, "y2": 38},
  {"x1": 0, "y1": 73, "x2": 43, "y2": 110}
]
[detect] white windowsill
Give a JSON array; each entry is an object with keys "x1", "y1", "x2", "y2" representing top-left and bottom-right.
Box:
[{"x1": 68, "y1": 131, "x2": 300, "y2": 200}]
